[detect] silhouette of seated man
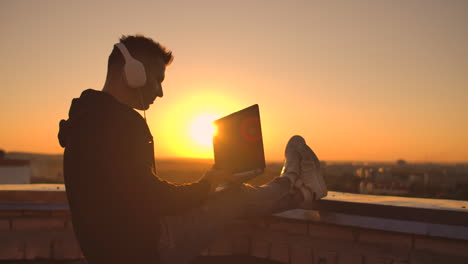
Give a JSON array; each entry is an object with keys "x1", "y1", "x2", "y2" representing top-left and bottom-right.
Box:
[{"x1": 58, "y1": 34, "x2": 327, "y2": 264}]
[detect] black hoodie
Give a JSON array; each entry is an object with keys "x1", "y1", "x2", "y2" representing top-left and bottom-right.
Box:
[{"x1": 58, "y1": 89, "x2": 210, "y2": 264}]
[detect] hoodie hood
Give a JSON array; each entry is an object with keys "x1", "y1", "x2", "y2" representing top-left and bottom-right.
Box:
[{"x1": 58, "y1": 89, "x2": 135, "y2": 148}]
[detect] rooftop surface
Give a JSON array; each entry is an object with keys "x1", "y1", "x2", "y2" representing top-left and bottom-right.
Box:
[
  {"x1": 1, "y1": 184, "x2": 467, "y2": 212},
  {"x1": 325, "y1": 191, "x2": 468, "y2": 212}
]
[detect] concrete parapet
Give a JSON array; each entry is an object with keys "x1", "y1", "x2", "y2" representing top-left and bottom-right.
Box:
[{"x1": 0, "y1": 184, "x2": 467, "y2": 263}]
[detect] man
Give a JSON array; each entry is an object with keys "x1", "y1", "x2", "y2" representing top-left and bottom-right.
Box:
[{"x1": 58, "y1": 34, "x2": 327, "y2": 264}]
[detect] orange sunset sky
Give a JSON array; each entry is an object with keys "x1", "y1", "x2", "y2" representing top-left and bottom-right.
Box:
[{"x1": 1, "y1": 0, "x2": 467, "y2": 162}]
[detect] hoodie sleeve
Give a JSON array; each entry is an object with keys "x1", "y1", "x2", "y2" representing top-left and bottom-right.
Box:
[{"x1": 136, "y1": 163, "x2": 212, "y2": 215}]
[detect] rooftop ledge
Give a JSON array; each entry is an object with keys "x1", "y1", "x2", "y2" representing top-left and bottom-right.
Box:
[{"x1": 1, "y1": 184, "x2": 468, "y2": 241}]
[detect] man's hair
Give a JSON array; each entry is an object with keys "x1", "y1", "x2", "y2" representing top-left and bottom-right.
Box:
[{"x1": 107, "y1": 34, "x2": 173, "y2": 76}]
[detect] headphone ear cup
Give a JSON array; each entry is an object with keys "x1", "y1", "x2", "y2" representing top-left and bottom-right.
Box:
[
  {"x1": 115, "y1": 42, "x2": 147, "y2": 88},
  {"x1": 124, "y1": 58, "x2": 147, "y2": 88}
]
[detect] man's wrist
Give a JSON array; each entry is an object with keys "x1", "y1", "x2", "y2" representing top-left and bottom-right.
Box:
[{"x1": 199, "y1": 177, "x2": 215, "y2": 193}]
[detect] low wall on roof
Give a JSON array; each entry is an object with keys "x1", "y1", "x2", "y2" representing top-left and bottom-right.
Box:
[{"x1": 0, "y1": 184, "x2": 468, "y2": 264}]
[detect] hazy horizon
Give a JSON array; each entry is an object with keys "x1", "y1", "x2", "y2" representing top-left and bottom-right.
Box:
[{"x1": 4, "y1": 150, "x2": 468, "y2": 165}]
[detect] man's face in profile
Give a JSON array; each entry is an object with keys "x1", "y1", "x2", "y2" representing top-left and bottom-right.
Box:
[{"x1": 137, "y1": 57, "x2": 166, "y2": 110}]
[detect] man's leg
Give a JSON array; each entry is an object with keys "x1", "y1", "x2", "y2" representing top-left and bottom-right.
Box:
[
  {"x1": 158, "y1": 135, "x2": 325, "y2": 264},
  {"x1": 158, "y1": 178, "x2": 301, "y2": 264}
]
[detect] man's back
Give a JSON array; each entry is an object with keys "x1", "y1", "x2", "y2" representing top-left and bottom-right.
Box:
[
  {"x1": 59, "y1": 89, "x2": 211, "y2": 263},
  {"x1": 59, "y1": 89, "x2": 161, "y2": 263}
]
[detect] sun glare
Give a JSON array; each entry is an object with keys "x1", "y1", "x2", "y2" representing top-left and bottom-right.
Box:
[
  {"x1": 153, "y1": 91, "x2": 241, "y2": 159},
  {"x1": 189, "y1": 114, "x2": 217, "y2": 147}
]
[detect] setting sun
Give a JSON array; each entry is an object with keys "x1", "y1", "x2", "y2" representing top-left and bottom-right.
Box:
[
  {"x1": 152, "y1": 91, "x2": 241, "y2": 159},
  {"x1": 189, "y1": 115, "x2": 217, "y2": 147}
]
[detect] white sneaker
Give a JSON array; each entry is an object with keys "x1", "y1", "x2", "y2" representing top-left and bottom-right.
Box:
[
  {"x1": 279, "y1": 135, "x2": 304, "y2": 190},
  {"x1": 296, "y1": 138, "x2": 328, "y2": 206}
]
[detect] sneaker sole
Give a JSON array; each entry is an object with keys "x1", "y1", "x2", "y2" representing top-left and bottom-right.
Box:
[
  {"x1": 299, "y1": 143, "x2": 328, "y2": 201},
  {"x1": 280, "y1": 135, "x2": 304, "y2": 179}
]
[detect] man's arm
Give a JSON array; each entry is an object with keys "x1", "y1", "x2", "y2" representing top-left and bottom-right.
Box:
[
  {"x1": 134, "y1": 163, "x2": 213, "y2": 215},
  {"x1": 89, "y1": 115, "x2": 220, "y2": 216}
]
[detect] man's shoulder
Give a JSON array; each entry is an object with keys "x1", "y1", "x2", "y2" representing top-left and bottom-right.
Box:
[
  {"x1": 63, "y1": 89, "x2": 150, "y2": 145},
  {"x1": 75, "y1": 89, "x2": 143, "y2": 125}
]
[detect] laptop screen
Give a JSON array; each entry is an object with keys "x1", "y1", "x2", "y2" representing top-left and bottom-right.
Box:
[{"x1": 212, "y1": 104, "x2": 266, "y2": 174}]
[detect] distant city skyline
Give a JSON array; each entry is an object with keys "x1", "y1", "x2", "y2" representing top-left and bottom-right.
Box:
[{"x1": 1, "y1": 0, "x2": 467, "y2": 162}]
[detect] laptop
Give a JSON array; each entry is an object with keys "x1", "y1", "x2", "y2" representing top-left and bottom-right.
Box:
[{"x1": 212, "y1": 104, "x2": 266, "y2": 179}]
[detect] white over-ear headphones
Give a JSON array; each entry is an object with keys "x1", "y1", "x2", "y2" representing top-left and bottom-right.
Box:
[{"x1": 114, "y1": 42, "x2": 147, "y2": 88}]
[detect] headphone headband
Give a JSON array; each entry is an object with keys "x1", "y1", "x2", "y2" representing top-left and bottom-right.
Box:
[{"x1": 115, "y1": 43, "x2": 133, "y2": 62}]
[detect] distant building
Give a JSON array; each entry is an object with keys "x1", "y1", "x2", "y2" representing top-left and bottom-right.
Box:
[
  {"x1": 359, "y1": 181, "x2": 409, "y2": 196},
  {"x1": 0, "y1": 153, "x2": 31, "y2": 184}
]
